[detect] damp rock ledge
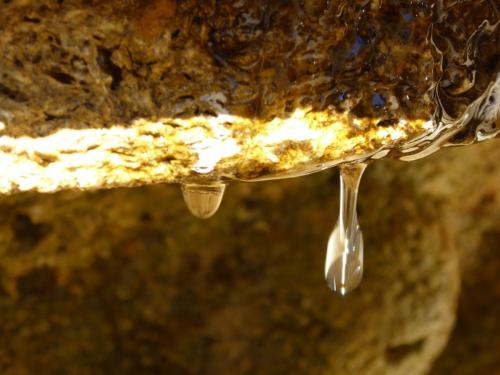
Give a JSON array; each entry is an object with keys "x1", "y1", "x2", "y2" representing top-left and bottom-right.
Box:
[{"x1": 0, "y1": 0, "x2": 498, "y2": 194}]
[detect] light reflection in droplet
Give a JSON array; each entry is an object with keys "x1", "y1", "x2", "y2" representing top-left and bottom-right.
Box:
[{"x1": 325, "y1": 163, "x2": 367, "y2": 295}]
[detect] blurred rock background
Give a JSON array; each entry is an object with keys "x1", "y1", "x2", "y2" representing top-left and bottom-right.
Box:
[{"x1": 0, "y1": 140, "x2": 498, "y2": 375}]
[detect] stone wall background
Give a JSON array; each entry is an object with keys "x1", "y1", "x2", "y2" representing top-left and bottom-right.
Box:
[{"x1": 0, "y1": 140, "x2": 498, "y2": 375}]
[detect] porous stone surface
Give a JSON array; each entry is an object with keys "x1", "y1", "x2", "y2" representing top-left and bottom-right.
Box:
[
  {"x1": 0, "y1": 140, "x2": 498, "y2": 375},
  {"x1": 1, "y1": 0, "x2": 498, "y2": 193},
  {"x1": 431, "y1": 224, "x2": 500, "y2": 375},
  {"x1": 0, "y1": 1, "x2": 498, "y2": 373}
]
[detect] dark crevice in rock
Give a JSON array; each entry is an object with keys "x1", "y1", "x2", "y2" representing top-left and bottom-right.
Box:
[
  {"x1": 0, "y1": 82, "x2": 28, "y2": 102},
  {"x1": 171, "y1": 29, "x2": 180, "y2": 39},
  {"x1": 11, "y1": 214, "x2": 50, "y2": 251},
  {"x1": 23, "y1": 16, "x2": 41, "y2": 23},
  {"x1": 47, "y1": 70, "x2": 76, "y2": 85},
  {"x1": 44, "y1": 112, "x2": 66, "y2": 121},
  {"x1": 97, "y1": 47, "x2": 123, "y2": 91},
  {"x1": 385, "y1": 338, "x2": 425, "y2": 364},
  {"x1": 377, "y1": 118, "x2": 399, "y2": 127}
]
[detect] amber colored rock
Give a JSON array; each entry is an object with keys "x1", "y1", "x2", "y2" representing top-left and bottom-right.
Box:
[
  {"x1": 0, "y1": 2, "x2": 498, "y2": 373},
  {"x1": 0, "y1": 1, "x2": 498, "y2": 193},
  {"x1": 0, "y1": 140, "x2": 498, "y2": 374}
]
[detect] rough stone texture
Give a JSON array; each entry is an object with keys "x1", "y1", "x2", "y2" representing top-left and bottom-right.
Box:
[
  {"x1": 430, "y1": 149, "x2": 500, "y2": 374},
  {"x1": 1, "y1": 0, "x2": 498, "y2": 193},
  {"x1": 0, "y1": 140, "x2": 498, "y2": 375},
  {"x1": 431, "y1": 224, "x2": 500, "y2": 375},
  {"x1": 0, "y1": 1, "x2": 498, "y2": 373}
]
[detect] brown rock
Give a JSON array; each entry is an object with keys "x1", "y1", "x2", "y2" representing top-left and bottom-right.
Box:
[
  {"x1": 0, "y1": 140, "x2": 497, "y2": 374},
  {"x1": 0, "y1": 1, "x2": 497, "y2": 193},
  {"x1": 0, "y1": 2, "x2": 498, "y2": 372}
]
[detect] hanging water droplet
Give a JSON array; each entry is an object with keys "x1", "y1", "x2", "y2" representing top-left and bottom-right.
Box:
[
  {"x1": 325, "y1": 163, "x2": 367, "y2": 295},
  {"x1": 181, "y1": 182, "x2": 226, "y2": 219}
]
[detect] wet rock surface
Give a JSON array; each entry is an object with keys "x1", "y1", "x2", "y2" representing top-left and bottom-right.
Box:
[
  {"x1": 0, "y1": 1, "x2": 498, "y2": 372},
  {"x1": 0, "y1": 0, "x2": 437, "y2": 135},
  {"x1": 0, "y1": 140, "x2": 498, "y2": 375},
  {"x1": 0, "y1": 0, "x2": 498, "y2": 192}
]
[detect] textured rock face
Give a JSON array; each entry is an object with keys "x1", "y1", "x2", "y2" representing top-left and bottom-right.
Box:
[
  {"x1": 0, "y1": 0, "x2": 436, "y2": 133},
  {"x1": 0, "y1": 0, "x2": 498, "y2": 193},
  {"x1": 431, "y1": 225, "x2": 500, "y2": 375},
  {"x1": 0, "y1": 1, "x2": 499, "y2": 373},
  {"x1": 0, "y1": 140, "x2": 498, "y2": 374}
]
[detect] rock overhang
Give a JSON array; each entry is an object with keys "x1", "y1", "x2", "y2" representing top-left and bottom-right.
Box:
[{"x1": 0, "y1": 0, "x2": 498, "y2": 194}]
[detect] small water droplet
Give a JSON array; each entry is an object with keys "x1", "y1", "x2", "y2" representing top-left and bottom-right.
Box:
[
  {"x1": 347, "y1": 36, "x2": 365, "y2": 59},
  {"x1": 182, "y1": 182, "x2": 226, "y2": 219},
  {"x1": 325, "y1": 163, "x2": 367, "y2": 295},
  {"x1": 372, "y1": 93, "x2": 385, "y2": 109},
  {"x1": 401, "y1": 10, "x2": 414, "y2": 23}
]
